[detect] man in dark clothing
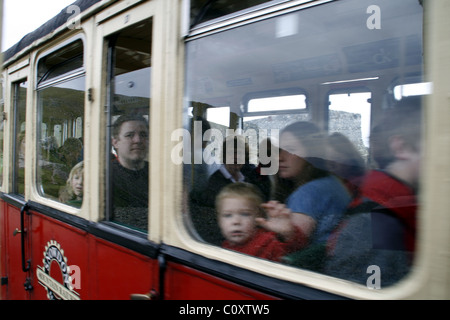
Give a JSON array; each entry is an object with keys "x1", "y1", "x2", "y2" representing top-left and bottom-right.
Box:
[
  {"x1": 111, "y1": 114, "x2": 149, "y2": 229},
  {"x1": 112, "y1": 159, "x2": 149, "y2": 208}
]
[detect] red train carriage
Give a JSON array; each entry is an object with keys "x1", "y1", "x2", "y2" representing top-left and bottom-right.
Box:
[{"x1": 1, "y1": 0, "x2": 450, "y2": 301}]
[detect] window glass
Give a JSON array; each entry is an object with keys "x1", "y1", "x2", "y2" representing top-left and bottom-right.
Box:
[
  {"x1": 394, "y1": 82, "x2": 432, "y2": 100},
  {"x1": 105, "y1": 19, "x2": 152, "y2": 232},
  {"x1": 248, "y1": 95, "x2": 306, "y2": 113},
  {"x1": 37, "y1": 41, "x2": 83, "y2": 84},
  {"x1": 206, "y1": 107, "x2": 230, "y2": 127},
  {"x1": 328, "y1": 91, "x2": 371, "y2": 160},
  {"x1": 184, "y1": 0, "x2": 424, "y2": 288},
  {"x1": 37, "y1": 41, "x2": 85, "y2": 208},
  {"x1": 191, "y1": 0, "x2": 282, "y2": 26},
  {"x1": 13, "y1": 80, "x2": 28, "y2": 195}
]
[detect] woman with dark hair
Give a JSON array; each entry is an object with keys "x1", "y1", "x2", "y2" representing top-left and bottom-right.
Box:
[
  {"x1": 326, "y1": 132, "x2": 367, "y2": 198},
  {"x1": 261, "y1": 121, "x2": 351, "y2": 271}
]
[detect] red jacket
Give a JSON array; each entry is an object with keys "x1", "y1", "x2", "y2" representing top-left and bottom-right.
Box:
[
  {"x1": 328, "y1": 170, "x2": 417, "y2": 254},
  {"x1": 222, "y1": 228, "x2": 306, "y2": 262}
]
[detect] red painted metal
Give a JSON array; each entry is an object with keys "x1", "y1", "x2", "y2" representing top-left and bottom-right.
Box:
[
  {"x1": 1, "y1": 201, "x2": 159, "y2": 300},
  {"x1": 30, "y1": 211, "x2": 159, "y2": 300},
  {"x1": 164, "y1": 262, "x2": 277, "y2": 300},
  {"x1": 1, "y1": 199, "x2": 274, "y2": 300},
  {"x1": 0, "y1": 202, "x2": 31, "y2": 300}
]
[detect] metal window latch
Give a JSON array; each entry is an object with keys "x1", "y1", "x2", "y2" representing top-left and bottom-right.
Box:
[{"x1": 130, "y1": 289, "x2": 159, "y2": 300}]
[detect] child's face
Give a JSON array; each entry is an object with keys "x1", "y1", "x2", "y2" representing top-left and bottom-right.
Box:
[
  {"x1": 71, "y1": 170, "x2": 83, "y2": 198},
  {"x1": 218, "y1": 196, "x2": 259, "y2": 246}
]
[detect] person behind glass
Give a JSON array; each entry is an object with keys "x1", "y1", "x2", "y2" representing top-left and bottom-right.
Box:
[
  {"x1": 325, "y1": 97, "x2": 422, "y2": 286},
  {"x1": 243, "y1": 137, "x2": 277, "y2": 202},
  {"x1": 59, "y1": 161, "x2": 83, "y2": 208},
  {"x1": 111, "y1": 114, "x2": 149, "y2": 228},
  {"x1": 216, "y1": 182, "x2": 306, "y2": 262},
  {"x1": 188, "y1": 116, "x2": 219, "y2": 204},
  {"x1": 59, "y1": 137, "x2": 83, "y2": 169},
  {"x1": 326, "y1": 132, "x2": 366, "y2": 198},
  {"x1": 267, "y1": 121, "x2": 351, "y2": 271},
  {"x1": 57, "y1": 137, "x2": 83, "y2": 183},
  {"x1": 201, "y1": 135, "x2": 250, "y2": 208}
]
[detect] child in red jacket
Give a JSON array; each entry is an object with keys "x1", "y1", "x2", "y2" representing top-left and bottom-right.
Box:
[{"x1": 216, "y1": 182, "x2": 306, "y2": 262}]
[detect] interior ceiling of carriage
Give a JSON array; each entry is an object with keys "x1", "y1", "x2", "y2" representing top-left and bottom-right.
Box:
[
  {"x1": 114, "y1": 19, "x2": 152, "y2": 76},
  {"x1": 187, "y1": 0, "x2": 424, "y2": 111}
]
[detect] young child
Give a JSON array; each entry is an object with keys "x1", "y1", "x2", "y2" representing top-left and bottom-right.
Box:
[
  {"x1": 59, "y1": 161, "x2": 83, "y2": 208},
  {"x1": 215, "y1": 182, "x2": 306, "y2": 262}
]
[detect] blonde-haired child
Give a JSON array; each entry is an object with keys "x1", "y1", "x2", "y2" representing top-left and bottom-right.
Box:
[
  {"x1": 216, "y1": 182, "x2": 305, "y2": 261},
  {"x1": 59, "y1": 161, "x2": 83, "y2": 208}
]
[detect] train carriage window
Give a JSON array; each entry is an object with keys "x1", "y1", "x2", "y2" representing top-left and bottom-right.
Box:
[
  {"x1": 12, "y1": 80, "x2": 28, "y2": 196},
  {"x1": 191, "y1": 0, "x2": 282, "y2": 27},
  {"x1": 184, "y1": 0, "x2": 424, "y2": 288},
  {"x1": 394, "y1": 82, "x2": 432, "y2": 100},
  {"x1": 247, "y1": 94, "x2": 306, "y2": 113},
  {"x1": 105, "y1": 19, "x2": 152, "y2": 232},
  {"x1": 328, "y1": 91, "x2": 371, "y2": 162},
  {"x1": 36, "y1": 40, "x2": 85, "y2": 208},
  {"x1": 206, "y1": 106, "x2": 230, "y2": 127}
]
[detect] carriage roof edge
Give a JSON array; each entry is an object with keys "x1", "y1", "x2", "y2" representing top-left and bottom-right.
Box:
[{"x1": 2, "y1": 0, "x2": 103, "y2": 64}]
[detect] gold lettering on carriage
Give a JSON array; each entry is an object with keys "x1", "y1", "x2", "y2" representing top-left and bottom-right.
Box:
[{"x1": 36, "y1": 240, "x2": 80, "y2": 300}]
